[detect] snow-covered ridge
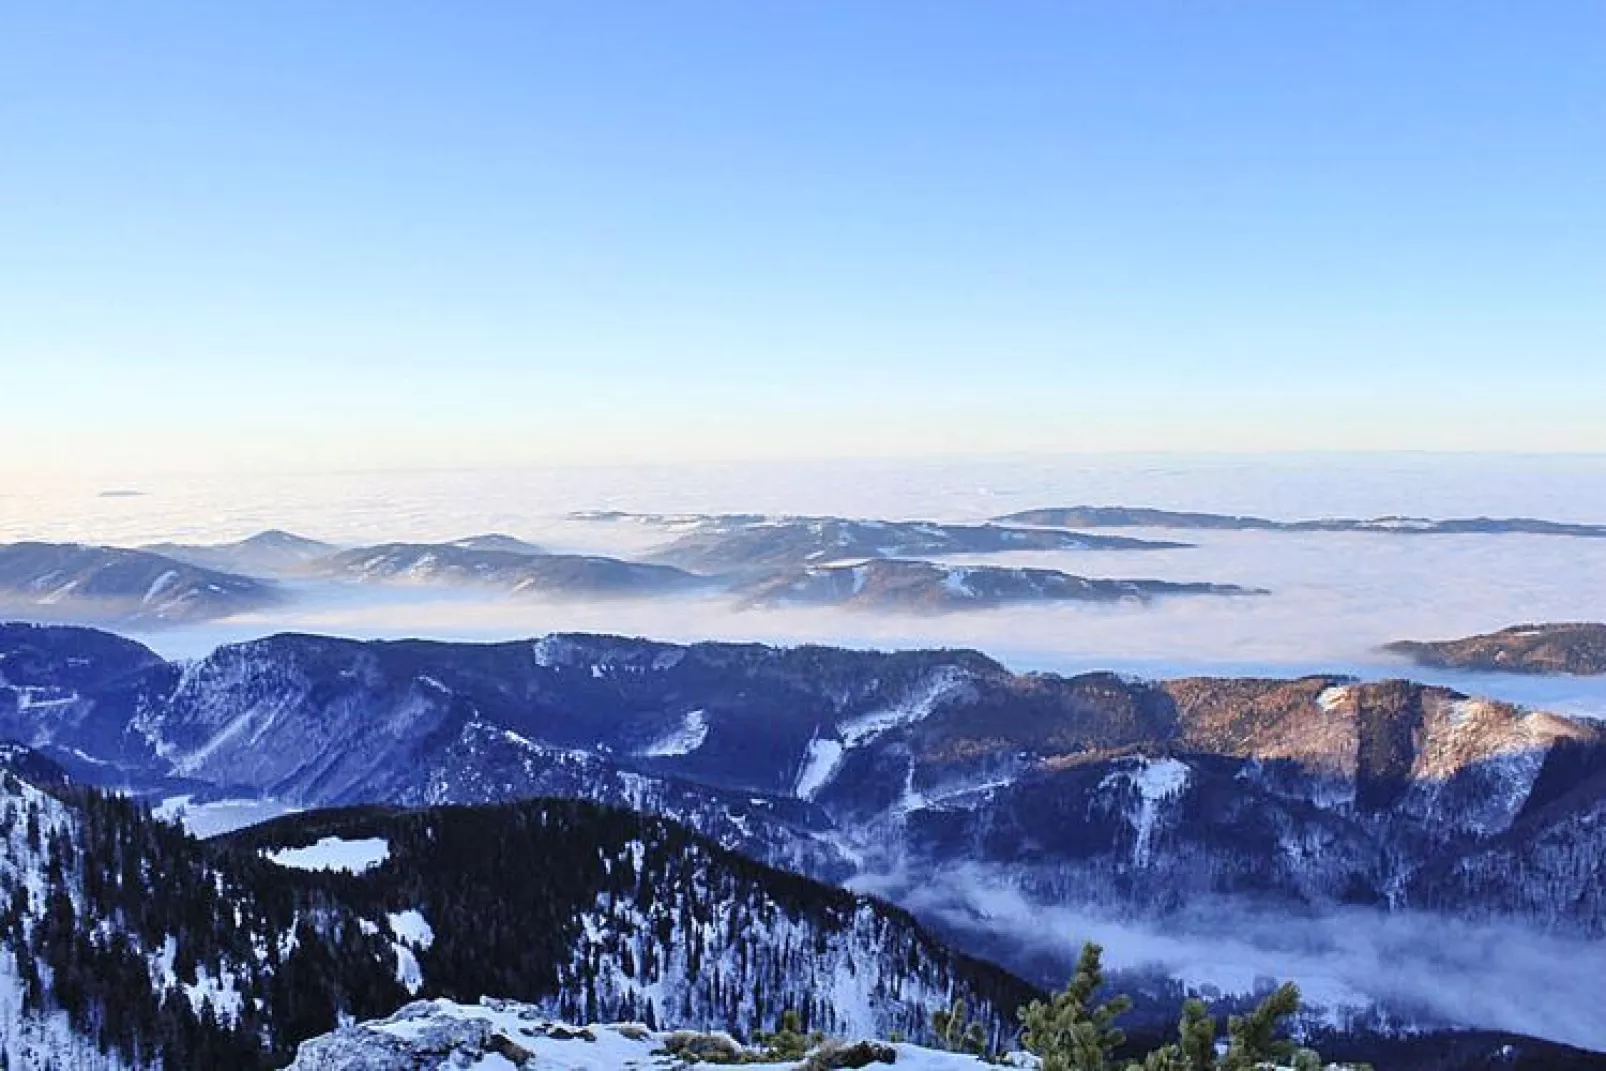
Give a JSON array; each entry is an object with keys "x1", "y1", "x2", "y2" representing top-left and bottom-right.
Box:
[{"x1": 287, "y1": 997, "x2": 1032, "y2": 1070}]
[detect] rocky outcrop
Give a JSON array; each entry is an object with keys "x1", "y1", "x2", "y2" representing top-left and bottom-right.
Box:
[{"x1": 287, "y1": 999, "x2": 1022, "y2": 1071}]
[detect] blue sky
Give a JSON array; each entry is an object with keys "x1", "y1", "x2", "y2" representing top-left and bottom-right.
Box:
[{"x1": 3, "y1": 2, "x2": 1603, "y2": 472}]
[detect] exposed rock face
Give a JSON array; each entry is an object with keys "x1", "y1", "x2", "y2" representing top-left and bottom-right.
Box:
[
  {"x1": 0, "y1": 542, "x2": 280, "y2": 624},
  {"x1": 6, "y1": 625, "x2": 1605, "y2": 942},
  {"x1": 1386, "y1": 623, "x2": 1606, "y2": 676},
  {"x1": 996, "y1": 506, "x2": 1606, "y2": 538},
  {"x1": 645, "y1": 516, "x2": 1189, "y2": 572},
  {"x1": 736, "y1": 558, "x2": 1265, "y2": 612}
]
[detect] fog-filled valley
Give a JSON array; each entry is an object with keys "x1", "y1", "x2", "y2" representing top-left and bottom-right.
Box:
[{"x1": 7, "y1": 456, "x2": 1606, "y2": 716}]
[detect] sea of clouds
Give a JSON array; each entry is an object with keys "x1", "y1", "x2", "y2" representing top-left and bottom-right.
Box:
[{"x1": 5, "y1": 454, "x2": 1606, "y2": 715}]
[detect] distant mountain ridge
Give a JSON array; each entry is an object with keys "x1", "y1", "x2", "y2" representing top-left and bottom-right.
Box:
[
  {"x1": 737, "y1": 558, "x2": 1264, "y2": 612},
  {"x1": 644, "y1": 516, "x2": 1189, "y2": 573},
  {"x1": 142, "y1": 529, "x2": 339, "y2": 574},
  {"x1": 0, "y1": 542, "x2": 281, "y2": 624},
  {"x1": 313, "y1": 543, "x2": 707, "y2": 598},
  {"x1": 142, "y1": 531, "x2": 545, "y2": 577},
  {"x1": 997, "y1": 506, "x2": 1606, "y2": 537},
  {"x1": 1387, "y1": 623, "x2": 1606, "y2": 676},
  {"x1": 2, "y1": 520, "x2": 1261, "y2": 624}
]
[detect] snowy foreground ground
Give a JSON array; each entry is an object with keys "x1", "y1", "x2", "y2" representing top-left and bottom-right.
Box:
[
  {"x1": 287, "y1": 997, "x2": 1341, "y2": 1070},
  {"x1": 287, "y1": 998, "x2": 1037, "y2": 1070}
]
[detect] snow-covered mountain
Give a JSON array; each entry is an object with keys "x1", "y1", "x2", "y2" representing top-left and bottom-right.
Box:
[
  {"x1": 0, "y1": 544, "x2": 279, "y2": 625},
  {"x1": 737, "y1": 558, "x2": 1264, "y2": 612},
  {"x1": 313, "y1": 543, "x2": 709, "y2": 597},
  {"x1": 140, "y1": 530, "x2": 339, "y2": 577},
  {"x1": 6, "y1": 624, "x2": 1603, "y2": 941},
  {"x1": 443, "y1": 533, "x2": 548, "y2": 556},
  {"x1": 0, "y1": 747, "x2": 1031, "y2": 1068},
  {"x1": 0, "y1": 740, "x2": 1595, "y2": 1069}
]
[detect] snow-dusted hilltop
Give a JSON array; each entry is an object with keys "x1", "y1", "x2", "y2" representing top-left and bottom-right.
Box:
[
  {"x1": 737, "y1": 557, "x2": 1263, "y2": 612},
  {"x1": 0, "y1": 542, "x2": 279, "y2": 624},
  {"x1": 140, "y1": 529, "x2": 339, "y2": 576},
  {"x1": 144, "y1": 530, "x2": 547, "y2": 576},
  {"x1": 313, "y1": 542, "x2": 710, "y2": 598}
]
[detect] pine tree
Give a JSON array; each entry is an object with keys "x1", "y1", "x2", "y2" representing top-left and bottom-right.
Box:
[
  {"x1": 1177, "y1": 999, "x2": 1216, "y2": 1071},
  {"x1": 931, "y1": 997, "x2": 988, "y2": 1054},
  {"x1": 758, "y1": 1008, "x2": 811, "y2": 1060},
  {"x1": 1019, "y1": 942, "x2": 1132, "y2": 1071},
  {"x1": 1222, "y1": 983, "x2": 1300, "y2": 1071},
  {"x1": 1135, "y1": 998, "x2": 1215, "y2": 1071}
]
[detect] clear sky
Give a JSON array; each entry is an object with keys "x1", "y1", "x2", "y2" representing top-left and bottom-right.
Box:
[{"x1": 3, "y1": 2, "x2": 1603, "y2": 473}]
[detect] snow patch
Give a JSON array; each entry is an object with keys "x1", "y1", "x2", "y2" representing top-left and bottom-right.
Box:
[
  {"x1": 143, "y1": 569, "x2": 181, "y2": 605},
  {"x1": 265, "y1": 836, "x2": 390, "y2": 874},
  {"x1": 793, "y1": 669, "x2": 969, "y2": 801},
  {"x1": 388, "y1": 909, "x2": 435, "y2": 948},
  {"x1": 1100, "y1": 757, "x2": 1190, "y2": 867},
  {"x1": 291, "y1": 998, "x2": 1032, "y2": 1071},
  {"x1": 387, "y1": 911, "x2": 436, "y2": 997},
  {"x1": 794, "y1": 736, "x2": 845, "y2": 800},
  {"x1": 840, "y1": 667, "x2": 969, "y2": 749},
  {"x1": 642, "y1": 709, "x2": 709, "y2": 758},
  {"x1": 941, "y1": 567, "x2": 976, "y2": 598},
  {"x1": 1317, "y1": 685, "x2": 1352, "y2": 713}
]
